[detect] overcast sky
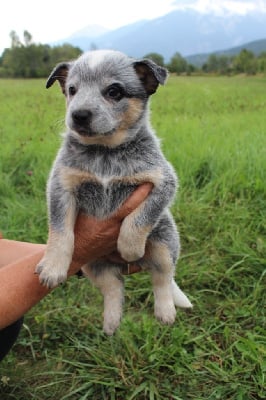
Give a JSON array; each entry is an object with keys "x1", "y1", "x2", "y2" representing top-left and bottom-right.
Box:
[{"x1": 1, "y1": 0, "x2": 266, "y2": 54}]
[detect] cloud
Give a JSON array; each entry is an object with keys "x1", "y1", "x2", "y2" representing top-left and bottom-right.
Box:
[{"x1": 172, "y1": 0, "x2": 266, "y2": 15}]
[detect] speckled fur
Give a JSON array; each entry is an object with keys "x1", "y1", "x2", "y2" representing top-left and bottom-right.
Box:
[{"x1": 36, "y1": 50, "x2": 192, "y2": 334}]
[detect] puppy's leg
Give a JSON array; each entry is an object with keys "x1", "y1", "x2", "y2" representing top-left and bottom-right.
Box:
[
  {"x1": 144, "y1": 234, "x2": 192, "y2": 324},
  {"x1": 82, "y1": 264, "x2": 124, "y2": 335},
  {"x1": 117, "y1": 166, "x2": 177, "y2": 262},
  {"x1": 147, "y1": 241, "x2": 177, "y2": 324},
  {"x1": 36, "y1": 193, "x2": 77, "y2": 288},
  {"x1": 117, "y1": 211, "x2": 151, "y2": 262}
]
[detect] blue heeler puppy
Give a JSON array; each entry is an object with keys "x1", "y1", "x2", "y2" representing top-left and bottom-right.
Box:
[{"x1": 36, "y1": 50, "x2": 192, "y2": 335}]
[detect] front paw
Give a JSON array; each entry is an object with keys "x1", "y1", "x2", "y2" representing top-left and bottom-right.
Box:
[
  {"x1": 117, "y1": 217, "x2": 150, "y2": 262},
  {"x1": 117, "y1": 233, "x2": 146, "y2": 262},
  {"x1": 117, "y1": 238, "x2": 145, "y2": 262},
  {"x1": 35, "y1": 258, "x2": 68, "y2": 289}
]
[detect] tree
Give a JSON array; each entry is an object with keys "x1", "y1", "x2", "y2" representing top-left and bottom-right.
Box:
[
  {"x1": 23, "y1": 30, "x2": 33, "y2": 47},
  {"x1": 232, "y1": 49, "x2": 257, "y2": 75},
  {"x1": 257, "y1": 52, "x2": 266, "y2": 73},
  {"x1": 167, "y1": 52, "x2": 188, "y2": 74},
  {"x1": 0, "y1": 30, "x2": 82, "y2": 78},
  {"x1": 10, "y1": 30, "x2": 21, "y2": 48},
  {"x1": 143, "y1": 52, "x2": 164, "y2": 66},
  {"x1": 203, "y1": 54, "x2": 231, "y2": 74}
]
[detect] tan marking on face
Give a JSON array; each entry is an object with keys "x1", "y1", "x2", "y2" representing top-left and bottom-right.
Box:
[{"x1": 118, "y1": 98, "x2": 143, "y2": 130}]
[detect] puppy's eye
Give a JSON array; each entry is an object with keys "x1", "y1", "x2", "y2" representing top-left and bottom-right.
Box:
[
  {"x1": 68, "y1": 86, "x2": 77, "y2": 96},
  {"x1": 105, "y1": 84, "x2": 124, "y2": 101}
]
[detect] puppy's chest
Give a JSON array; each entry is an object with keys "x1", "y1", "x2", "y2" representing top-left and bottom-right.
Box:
[
  {"x1": 60, "y1": 162, "x2": 160, "y2": 218},
  {"x1": 77, "y1": 176, "x2": 137, "y2": 218},
  {"x1": 59, "y1": 142, "x2": 164, "y2": 218}
]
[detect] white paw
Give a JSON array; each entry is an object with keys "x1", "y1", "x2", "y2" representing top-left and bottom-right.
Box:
[
  {"x1": 117, "y1": 217, "x2": 149, "y2": 262},
  {"x1": 117, "y1": 233, "x2": 146, "y2": 262},
  {"x1": 154, "y1": 300, "x2": 176, "y2": 325},
  {"x1": 103, "y1": 310, "x2": 122, "y2": 336},
  {"x1": 35, "y1": 258, "x2": 68, "y2": 289},
  {"x1": 118, "y1": 242, "x2": 145, "y2": 262}
]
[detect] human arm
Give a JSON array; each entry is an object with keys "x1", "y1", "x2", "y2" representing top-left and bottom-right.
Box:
[{"x1": 0, "y1": 183, "x2": 152, "y2": 329}]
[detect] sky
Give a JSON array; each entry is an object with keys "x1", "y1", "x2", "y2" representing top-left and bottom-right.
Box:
[{"x1": 1, "y1": 0, "x2": 266, "y2": 54}]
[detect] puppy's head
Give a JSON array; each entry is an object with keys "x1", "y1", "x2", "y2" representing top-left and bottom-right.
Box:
[{"x1": 47, "y1": 50, "x2": 167, "y2": 147}]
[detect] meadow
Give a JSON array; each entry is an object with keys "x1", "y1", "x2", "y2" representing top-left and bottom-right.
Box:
[{"x1": 0, "y1": 75, "x2": 265, "y2": 400}]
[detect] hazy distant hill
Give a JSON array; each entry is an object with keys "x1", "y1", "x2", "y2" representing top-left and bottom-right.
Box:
[
  {"x1": 186, "y1": 38, "x2": 266, "y2": 67},
  {"x1": 55, "y1": 9, "x2": 266, "y2": 61},
  {"x1": 53, "y1": 24, "x2": 110, "y2": 49}
]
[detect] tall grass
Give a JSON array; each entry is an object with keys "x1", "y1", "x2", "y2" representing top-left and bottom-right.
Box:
[{"x1": 0, "y1": 76, "x2": 265, "y2": 399}]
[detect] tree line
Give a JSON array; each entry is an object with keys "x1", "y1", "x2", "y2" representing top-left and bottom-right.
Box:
[
  {"x1": 0, "y1": 31, "x2": 82, "y2": 78},
  {"x1": 1, "y1": 30, "x2": 266, "y2": 78},
  {"x1": 147, "y1": 49, "x2": 266, "y2": 75}
]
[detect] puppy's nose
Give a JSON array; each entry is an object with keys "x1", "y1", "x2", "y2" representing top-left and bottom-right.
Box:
[{"x1": 72, "y1": 109, "x2": 92, "y2": 126}]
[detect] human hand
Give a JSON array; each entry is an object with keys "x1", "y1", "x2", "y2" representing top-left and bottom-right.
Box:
[{"x1": 69, "y1": 183, "x2": 153, "y2": 275}]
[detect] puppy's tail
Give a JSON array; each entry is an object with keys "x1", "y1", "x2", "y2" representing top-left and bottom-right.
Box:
[{"x1": 171, "y1": 280, "x2": 193, "y2": 308}]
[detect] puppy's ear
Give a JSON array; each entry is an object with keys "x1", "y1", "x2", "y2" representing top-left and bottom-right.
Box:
[
  {"x1": 46, "y1": 62, "x2": 72, "y2": 95},
  {"x1": 134, "y1": 59, "x2": 168, "y2": 95}
]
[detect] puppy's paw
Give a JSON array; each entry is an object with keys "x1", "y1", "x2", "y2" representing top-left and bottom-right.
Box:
[
  {"x1": 103, "y1": 312, "x2": 121, "y2": 336},
  {"x1": 117, "y1": 223, "x2": 149, "y2": 262},
  {"x1": 154, "y1": 300, "x2": 176, "y2": 325},
  {"x1": 35, "y1": 258, "x2": 68, "y2": 289},
  {"x1": 103, "y1": 295, "x2": 123, "y2": 336},
  {"x1": 102, "y1": 298, "x2": 123, "y2": 336},
  {"x1": 117, "y1": 239, "x2": 146, "y2": 262}
]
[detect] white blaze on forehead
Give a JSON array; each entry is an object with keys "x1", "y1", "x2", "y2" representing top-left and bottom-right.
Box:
[{"x1": 85, "y1": 50, "x2": 122, "y2": 69}]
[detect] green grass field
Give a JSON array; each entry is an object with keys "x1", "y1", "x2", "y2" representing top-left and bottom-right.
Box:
[{"x1": 0, "y1": 76, "x2": 265, "y2": 400}]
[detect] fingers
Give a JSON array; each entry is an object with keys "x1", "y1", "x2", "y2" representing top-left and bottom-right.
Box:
[
  {"x1": 121, "y1": 264, "x2": 142, "y2": 275},
  {"x1": 101, "y1": 252, "x2": 142, "y2": 275}
]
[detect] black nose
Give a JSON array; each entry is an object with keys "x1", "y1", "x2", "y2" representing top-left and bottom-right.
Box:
[{"x1": 72, "y1": 109, "x2": 92, "y2": 126}]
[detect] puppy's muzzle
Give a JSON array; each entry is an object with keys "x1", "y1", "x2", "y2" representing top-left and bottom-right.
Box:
[{"x1": 72, "y1": 109, "x2": 92, "y2": 135}]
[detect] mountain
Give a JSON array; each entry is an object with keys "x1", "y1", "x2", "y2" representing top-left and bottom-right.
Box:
[
  {"x1": 55, "y1": 9, "x2": 266, "y2": 61},
  {"x1": 186, "y1": 38, "x2": 266, "y2": 67},
  {"x1": 69, "y1": 25, "x2": 109, "y2": 39},
  {"x1": 52, "y1": 25, "x2": 110, "y2": 49}
]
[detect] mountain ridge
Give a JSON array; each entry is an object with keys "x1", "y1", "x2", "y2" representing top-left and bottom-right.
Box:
[
  {"x1": 54, "y1": 9, "x2": 266, "y2": 62},
  {"x1": 186, "y1": 38, "x2": 266, "y2": 66}
]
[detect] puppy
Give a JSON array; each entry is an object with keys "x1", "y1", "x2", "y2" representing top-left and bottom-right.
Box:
[{"x1": 36, "y1": 50, "x2": 192, "y2": 335}]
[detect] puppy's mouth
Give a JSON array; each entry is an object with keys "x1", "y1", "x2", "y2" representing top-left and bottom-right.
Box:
[{"x1": 73, "y1": 126, "x2": 116, "y2": 137}]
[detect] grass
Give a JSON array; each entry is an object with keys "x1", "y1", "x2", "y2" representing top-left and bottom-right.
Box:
[{"x1": 0, "y1": 76, "x2": 265, "y2": 399}]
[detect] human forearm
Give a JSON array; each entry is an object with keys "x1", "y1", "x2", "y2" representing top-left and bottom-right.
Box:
[
  {"x1": 0, "y1": 241, "x2": 97, "y2": 329},
  {"x1": 0, "y1": 250, "x2": 48, "y2": 329},
  {"x1": 0, "y1": 183, "x2": 153, "y2": 329}
]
